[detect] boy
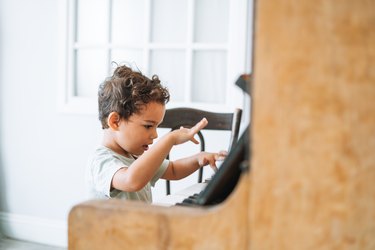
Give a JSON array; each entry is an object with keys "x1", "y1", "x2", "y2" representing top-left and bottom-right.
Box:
[{"x1": 86, "y1": 65, "x2": 226, "y2": 202}]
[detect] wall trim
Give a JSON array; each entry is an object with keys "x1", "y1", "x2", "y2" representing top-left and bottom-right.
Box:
[{"x1": 0, "y1": 212, "x2": 67, "y2": 247}]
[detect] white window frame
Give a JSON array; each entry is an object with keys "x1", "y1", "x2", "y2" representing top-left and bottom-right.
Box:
[{"x1": 58, "y1": 0, "x2": 251, "y2": 114}]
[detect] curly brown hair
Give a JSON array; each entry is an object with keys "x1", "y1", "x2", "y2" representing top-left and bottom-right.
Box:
[{"x1": 98, "y1": 65, "x2": 170, "y2": 129}]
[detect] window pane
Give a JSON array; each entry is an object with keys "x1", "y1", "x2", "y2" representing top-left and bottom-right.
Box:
[
  {"x1": 112, "y1": 0, "x2": 146, "y2": 44},
  {"x1": 150, "y1": 50, "x2": 185, "y2": 102},
  {"x1": 111, "y1": 49, "x2": 144, "y2": 72},
  {"x1": 192, "y1": 51, "x2": 226, "y2": 103},
  {"x1": 76, "y1": 0, "x2": 108, "y2": 43},
  {"x1": 74, "y1": 49, "x2": 107, "y2": 97},
  {"x1": 194, "y1": 0, "x2": 229, "y2": 43},
  {"x1": 151, "y1": 0, "x2": 188, "y2": 43}
]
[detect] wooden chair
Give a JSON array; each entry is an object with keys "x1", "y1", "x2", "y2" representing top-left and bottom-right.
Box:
[{"x1": 158, "y1": 107, "x2": 242, "y2": 195}]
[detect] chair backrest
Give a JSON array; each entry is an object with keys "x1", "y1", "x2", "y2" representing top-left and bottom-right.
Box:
[{"x1": 158, "y1": 107, "x2": 242, "y2": 195}]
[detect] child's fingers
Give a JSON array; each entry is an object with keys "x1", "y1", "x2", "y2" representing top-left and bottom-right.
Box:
[
  {"x1": 199, "y1": 155, "x2": 218, "y2": 172},
  {"x1": 183, "y1": 118, "x2": 207, "y2": 144},
  {"x1": 210, "y1": 163, "x2": 218, "y2": 173},
  {"x1": 191, "y1": 118, "x2": 208, "y2": 134},
  {"x1": 179, "y1": 125, "x2": 200, "y2": 144},
  {"x1": 190, "y1": 137, "x2": 199, "y2": 144},
  {"x1": 219, "y1": 150, "x2": 228, "y2": 156},
  {"x1": 214, "y1": 150, "x2": 228, "y2": 161}
]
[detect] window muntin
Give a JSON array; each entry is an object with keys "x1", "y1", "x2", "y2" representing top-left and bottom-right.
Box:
[{"x1": 60, "y1": 0, "x2": 250, "y2": 113}]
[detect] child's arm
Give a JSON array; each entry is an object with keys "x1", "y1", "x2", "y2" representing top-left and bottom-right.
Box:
[
  {"x1": 112, "y1": 118, "x2": 208, "y2": 192},
  {"x1": 161, "y1": 151, "x2": 227, "y2": 180}
]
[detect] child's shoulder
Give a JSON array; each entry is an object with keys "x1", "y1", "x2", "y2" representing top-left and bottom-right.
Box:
[
  {"x1": 92, "y1": 146, "x2": 133, "y2": 163},
  {"x1": 94, "y1": 145, "x2": 112, "y2": 154}
]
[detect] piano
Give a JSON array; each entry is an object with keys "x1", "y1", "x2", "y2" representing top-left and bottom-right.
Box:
[
  {"x1": 154, "y1": 127, "x2": 249, "y2": 207},
  {"x1": 153, "y1": 180, "x2": 209, "y2": 207}
]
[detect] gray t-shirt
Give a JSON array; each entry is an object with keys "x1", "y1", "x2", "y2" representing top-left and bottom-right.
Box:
[{"x1": 85, "y1": 146, "x2": 169, "y2": 202}]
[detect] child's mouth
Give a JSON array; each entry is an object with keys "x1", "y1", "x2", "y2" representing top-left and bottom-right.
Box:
[{"x1": 143, "y1": 145, "x2": 149, "y2": 151}]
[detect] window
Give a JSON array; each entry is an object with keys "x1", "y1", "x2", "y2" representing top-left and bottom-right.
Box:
[{"x1": 58, "y1": 0, "x2": 251, "y2": 114}]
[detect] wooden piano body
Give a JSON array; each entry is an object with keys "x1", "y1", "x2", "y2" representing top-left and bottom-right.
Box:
[
  {"x1": 68, "y1": 0, "x2": 375, "y2": 249},
  {"x1": 69, "y1": 174, "x2": 250, "y2": 250}
]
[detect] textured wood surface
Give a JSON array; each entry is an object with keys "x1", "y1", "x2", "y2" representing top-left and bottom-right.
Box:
[
  {"x1": 68, "y1": 174, "x2": 250, "y2": 250},
  {"x1": 250, "y1": 0, "x2": 375, "y2": 249}
]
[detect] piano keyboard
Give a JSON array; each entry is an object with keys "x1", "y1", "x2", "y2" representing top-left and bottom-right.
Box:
[
  {"x1": 175, "y1": 193, "x2": 200, "y2": 206},
  {"x1": 152, "y1": 181, "x2": 209, "y2": 207}
]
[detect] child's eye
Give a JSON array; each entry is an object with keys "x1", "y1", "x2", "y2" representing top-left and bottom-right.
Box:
[{"x1": 144, "y1": 125, "x2": 153, "y2": 129}]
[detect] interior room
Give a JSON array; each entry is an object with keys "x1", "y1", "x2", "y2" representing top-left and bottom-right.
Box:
[
  {"x1": 1, "y1": 0, "x2": 374, "y2": 249},
  {"x1": 0, "y1": 0, "x2": 251, "y2": 248}
]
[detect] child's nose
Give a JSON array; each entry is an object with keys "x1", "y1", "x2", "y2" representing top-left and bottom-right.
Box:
[{"x1": 150, "y1": 130, "x2": 158, "y2": 139}]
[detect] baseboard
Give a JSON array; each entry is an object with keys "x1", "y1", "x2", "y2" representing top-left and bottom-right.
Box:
[{"x1": 0, "y1": 212, "x2": 67, "y2": 247}]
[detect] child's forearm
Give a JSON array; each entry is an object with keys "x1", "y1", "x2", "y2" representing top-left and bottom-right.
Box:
[
  {"x1": 126, "y1": 133, "x2": 176, "y2": 186},
  {"x1": 128, "y1": 119, "x2": 207, "y2": 185},
  {"x1": 114, "y1": 119, "x2": 207, "y2": 191},
  {"x1": 166, "y1": 154, "x2": 201, "y2": 180}
]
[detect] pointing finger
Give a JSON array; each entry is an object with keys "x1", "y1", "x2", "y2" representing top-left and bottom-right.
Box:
[
  {"x1": 191, "y1": 118, "x2": 208, "y2": 133},
  {"x1": 210, "y1": 162, "x2": 218, "y2": 172},
  {"x1": 190, "y1": 137, "x2": 199, "y2": 144},
  {"x1": 215, "y1": 151, "x2": 228, "y2": 161}
]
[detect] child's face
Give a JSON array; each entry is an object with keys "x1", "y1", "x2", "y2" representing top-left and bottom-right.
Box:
[{"x1": 116, "y1": 102, "x2": 166, "y2": 156}]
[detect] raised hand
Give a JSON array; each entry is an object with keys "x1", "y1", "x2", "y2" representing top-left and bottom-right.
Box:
[{"x1": 171, "y1": 118, "x2": 208, "y2": 145}]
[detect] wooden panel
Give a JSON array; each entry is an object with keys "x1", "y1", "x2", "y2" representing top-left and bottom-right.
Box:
[
  {"x1": 68, "y1": 174, "x2": 250, "y2": 250},
  {"x1": 250, "y1": 0, "x2": 375, "y2": 249}
]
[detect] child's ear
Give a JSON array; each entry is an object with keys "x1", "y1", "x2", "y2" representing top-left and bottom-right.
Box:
[{"x1": 107, "y1": 112, "x2": 121, "y2": 131}]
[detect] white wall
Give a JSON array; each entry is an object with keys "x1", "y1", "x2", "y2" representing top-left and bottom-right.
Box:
[
  {"x1": 0, "y1": 0, "x2": 251, "y2": 247},
  {"x1": 0, "y1": 0, "x2": 102, "y2": 247}
]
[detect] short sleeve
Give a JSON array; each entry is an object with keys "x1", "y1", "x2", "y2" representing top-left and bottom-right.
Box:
[{"x1": 90, "y1": 153, "x2": 126, "y2": 198}]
